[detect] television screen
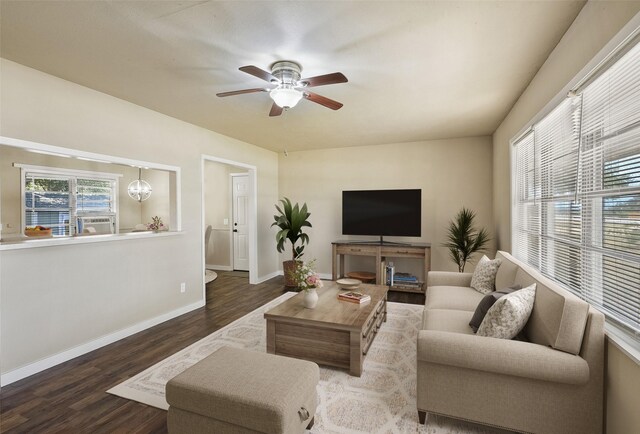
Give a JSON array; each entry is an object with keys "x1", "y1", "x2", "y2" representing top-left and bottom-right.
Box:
[{"x1": 342, "y1": 189, "x2": 421, "y2": 237}]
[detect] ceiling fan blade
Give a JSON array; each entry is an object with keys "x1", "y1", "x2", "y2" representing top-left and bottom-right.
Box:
[
  {"x1": 303, "y1": 91, "x2": 343, "y2": 110},
  {"x1": 269, "y1": 103, "x2": 283, "y2": 117},
  {"x1": 216, "y1": 88, "x2": 268, "y2": 97},
  {"x1": 239, "y1": 65, "x2": 278, "y2": 83},
  {"x1": 299, "y1": 72, "x2": 347, "y2": 88}
]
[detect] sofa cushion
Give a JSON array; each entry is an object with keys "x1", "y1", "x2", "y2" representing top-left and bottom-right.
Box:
[
  {"x1": 501, "y1": 251, "x2": 590, "y2": 355},
  {"x1": 469, "y1": 284, "x2": 522, "y2": 332},
  {"x1": 495, "y1": 251, "x2": 519, "y2": 290},
  {"x1": 422, "y1": 309, "x2": 475, "y2": 335},
  {"x1": 426, "y1": 286, "x2": 485, "y2": 312},
  {"x1": 477, "y1": 284, "x2": 536, "y2": 339},
  {"x1": 470, "y1": 255, "x2": 502, "y2": 294}
]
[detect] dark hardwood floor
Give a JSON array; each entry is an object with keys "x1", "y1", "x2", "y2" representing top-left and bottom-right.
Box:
[{"x1": 0, "y1": 274, "x2": 422, "y2": 433}]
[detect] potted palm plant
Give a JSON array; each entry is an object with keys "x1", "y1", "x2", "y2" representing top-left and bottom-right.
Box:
[
  {"x1": 443, "y1": 207, "x2": 490, "y2": 272},
  {"x1": 271, "y1": 197, "x2": 312, "y2": 287}
]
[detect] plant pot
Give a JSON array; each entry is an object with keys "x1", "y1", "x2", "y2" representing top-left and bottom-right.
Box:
[
  {"x1": 283, "y1": 260, "x2": 302, "y2": 287},
  {"x1": 303, "y1": 288, "x2": 319, "y2": 309}
]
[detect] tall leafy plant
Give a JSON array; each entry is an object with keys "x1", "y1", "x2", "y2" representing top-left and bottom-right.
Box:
[
  {"x1": 271, "y1": 197, "x2": 312, "y2": 260},
  {"x1": 443, "y1": 207, "x2": 490, "y2": 272}
]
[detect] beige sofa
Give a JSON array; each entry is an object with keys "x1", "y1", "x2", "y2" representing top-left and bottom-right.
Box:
[{"x1": 417, "y1": 251, "x2": 605, "y2": 434}]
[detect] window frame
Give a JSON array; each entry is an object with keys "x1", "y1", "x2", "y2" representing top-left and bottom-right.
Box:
[
  {"x1": 510, "y1": 26, "x2": 640, "y2": 360},
  {"x1": 17, "y1": 164, "x2": 121, "y2": 237}
]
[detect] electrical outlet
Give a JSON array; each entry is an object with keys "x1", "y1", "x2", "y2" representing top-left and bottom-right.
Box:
[{"x1": 180, "y1": 282, "x2": 186, "y2": 293}]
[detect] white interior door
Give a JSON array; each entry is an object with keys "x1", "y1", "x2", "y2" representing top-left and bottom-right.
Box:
[{"x1": 232, "y1": 174, "x2": 250, "y2": 271}]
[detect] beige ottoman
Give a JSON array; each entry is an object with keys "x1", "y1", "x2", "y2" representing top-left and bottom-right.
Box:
[{"x1": 166, "y1": 346, "x2": 319, "y2": 434}]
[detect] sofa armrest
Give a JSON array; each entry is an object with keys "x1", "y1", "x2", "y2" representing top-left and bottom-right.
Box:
[
  {"x1": 427, "y1": 271, "x2": 473, "y2": 288},
  {"x1": 417, "y1": 330, "x2": 589, "y2": 385}
]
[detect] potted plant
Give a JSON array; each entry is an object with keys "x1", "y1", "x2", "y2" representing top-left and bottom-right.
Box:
[
  {"x1": 271, "y1": 197, "x2": 312, "y2": 286},
  {"x1": 443, "y1": 207, "x2": 490, "y2": 272}
]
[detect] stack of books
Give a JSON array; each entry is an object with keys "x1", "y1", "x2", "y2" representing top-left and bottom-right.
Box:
[
  {"x1": 338, "y1": 291, "x2": 371, "y2": 304},
  {"x1": 391, "y1": 272, "x2": 423, "y2": 290},
  {"x1": 394, "y1": 272, "x2": 418, "y2": 283}
]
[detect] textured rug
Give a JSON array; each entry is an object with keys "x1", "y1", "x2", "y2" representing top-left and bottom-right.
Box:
[
  {"x1": 108, "y1": 293, "x2": 511, "y2": 433},
  {"x1": 205, "y1": 269, "x2": 218, "y2": 283}
]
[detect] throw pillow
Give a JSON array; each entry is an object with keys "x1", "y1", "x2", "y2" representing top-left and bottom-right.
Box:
[
  {"x1": 470, "y1": 255, "x2": 502, "y2": 295},
  {"x1": 469, "y1": 284, "x2": 522, "y2": 332},
  {"x1": 477, "y1": 283, "x2": 537, "y2": 339}
]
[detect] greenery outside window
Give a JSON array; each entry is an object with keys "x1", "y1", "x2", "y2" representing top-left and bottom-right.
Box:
[{"x1": 22, "y1": 166, "x2": 119, "y2": 237}]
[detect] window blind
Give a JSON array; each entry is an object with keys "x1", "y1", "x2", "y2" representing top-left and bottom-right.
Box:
[
  {"x1": 76, "y1": 178, "x2": 115, "y2": 214},
  {"x1": 512, "y1": 131, "x2": 540, "y2": 268},
  {"x1": 579, "y1": 39, "x2": 640, "y2": 334},
  {"x1": 25, "y1": 173, "x2": 72, "y2": 236},
  {"x1": 513, "y1": 39, "x2": 640, "y2": 337},
  {"x1": 537, "y1": 97, "x2": 583, "y2": 291}
]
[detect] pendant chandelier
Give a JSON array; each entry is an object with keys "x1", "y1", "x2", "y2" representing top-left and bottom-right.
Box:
[{"x1": 127, "y1": 168, "x2": 152, "y2": 202}]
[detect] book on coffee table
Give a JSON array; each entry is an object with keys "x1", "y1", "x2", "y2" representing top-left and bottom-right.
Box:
[{"x1": 338, "y1": 291, "x2": 371, "y2": 304}]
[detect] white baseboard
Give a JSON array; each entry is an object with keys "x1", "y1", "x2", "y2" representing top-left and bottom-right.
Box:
[
  {"x1": 0, "y1": 299, "x2": 205, "y2": 386},
  {"x1": 255, "y1": 270, "x2": 281, "y2": 284},
  {"x1": 206, "y1": 264, "x2": 232, "y2": 271}
]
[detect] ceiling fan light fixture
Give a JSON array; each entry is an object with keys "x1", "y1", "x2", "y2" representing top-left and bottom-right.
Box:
[{"x1": 270, "y1": 86, "x2": 303, "y2": 108}]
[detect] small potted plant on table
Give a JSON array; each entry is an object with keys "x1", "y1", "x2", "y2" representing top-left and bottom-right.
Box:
[{"x1": 290, "y1": 259, "x2": 323, "y2": 308}]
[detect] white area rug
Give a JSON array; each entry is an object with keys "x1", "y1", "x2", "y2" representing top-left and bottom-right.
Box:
[
  {"x1": 204, "y1": 269, "x2": 218, "y2": 283},
  {"x1": 108, "y1": 293, "x2": 511, "y2": 433}
]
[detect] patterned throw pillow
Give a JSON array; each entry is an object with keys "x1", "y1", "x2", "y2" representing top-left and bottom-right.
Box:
[
  {"x1": 470, "y1": 255, "x2": 502, "y2": 295},
  {"x1": 477, "y1": 284, "x2": 537, "y2": 339},
  {"x1": 469, "y1": 284, "x2": 522, "y2": 332}
]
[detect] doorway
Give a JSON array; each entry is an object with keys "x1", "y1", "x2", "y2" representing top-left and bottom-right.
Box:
[{"x1": 201, "y1": 155, "x2": 258, "y2": 295}]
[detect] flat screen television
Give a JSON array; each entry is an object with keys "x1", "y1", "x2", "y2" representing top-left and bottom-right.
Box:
[{"x1": 342, "y1": 189, "x2": 421, "y2": 238}]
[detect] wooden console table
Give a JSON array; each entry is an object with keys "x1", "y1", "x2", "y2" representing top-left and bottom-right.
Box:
[{"x1": 331, "y1": 240, "x2": 431, "y2": 293}]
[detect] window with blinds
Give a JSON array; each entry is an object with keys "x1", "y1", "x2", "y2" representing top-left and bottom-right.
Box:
[
  {"x1": 512, "y1": 38, "x2": 640, "y2": 338},
  {"x1": 25, "y1": 174, "x2": 72, "y2": 236},
  {"x1": 24, "y1": 170, "x2": 117, "y2": 237},
  {"x1": 76, "y1": 178, "x2": 115, "y2": 214}
]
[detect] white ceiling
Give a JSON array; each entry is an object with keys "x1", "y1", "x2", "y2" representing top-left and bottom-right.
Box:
[{"x1": 0, "y1": 1, "x2": 585, "y2": 152}]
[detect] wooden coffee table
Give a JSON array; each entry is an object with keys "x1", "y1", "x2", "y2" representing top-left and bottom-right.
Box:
[{"x1": 264, "y1": 281, "x2": 388, "y2": 376}]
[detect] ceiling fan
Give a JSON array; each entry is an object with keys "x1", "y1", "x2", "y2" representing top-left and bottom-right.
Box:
[{"x1": 216, "y1": 61, "x2": 348, "y2": 117}]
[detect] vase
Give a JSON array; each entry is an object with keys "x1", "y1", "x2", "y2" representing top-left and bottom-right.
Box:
[{"x1": 303, "y1": 288, "x2": 318, "y2": 309}]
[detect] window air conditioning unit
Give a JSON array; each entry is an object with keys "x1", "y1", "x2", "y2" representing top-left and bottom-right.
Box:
[{"x1": 77, "y1": 215, "x2": 115, "y2": 235}]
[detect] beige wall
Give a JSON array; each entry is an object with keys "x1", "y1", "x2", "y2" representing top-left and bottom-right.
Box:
[
  {"x1": 0, "y1": 58, "x2": 279, "y2": 375},
  {"x1": 203, "y1": 161, "x2": 248, "y2": 268},
  {"x1": 607, "y1": 342, "x2": 640, "y2": 434},
  {"x1": 491, "y1": 3, "x2": 640, "y2": 433},
  {"x1": 278, "y1": 137, "x2": 494, "y2": 277}
]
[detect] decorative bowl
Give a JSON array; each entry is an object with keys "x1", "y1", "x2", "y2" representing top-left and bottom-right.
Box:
[
  {"x1": 336, "y1": 278, "x2": 361, "y2": 290},
  {"x1": 25, "y1": 227, "x2": 53, "y2": 237}
]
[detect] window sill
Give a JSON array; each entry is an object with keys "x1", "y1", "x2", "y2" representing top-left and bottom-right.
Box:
[
  {"x1": 605, "y1": 322, "x2": 640, "y2": 366},
  {"x1": 0, "y1": 230, "x2": 185, "y2": 251}
]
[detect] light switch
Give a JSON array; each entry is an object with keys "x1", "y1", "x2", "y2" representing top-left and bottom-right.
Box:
[{"x1": 223, "y1": 218, "x2": 229, "y2": 225}]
